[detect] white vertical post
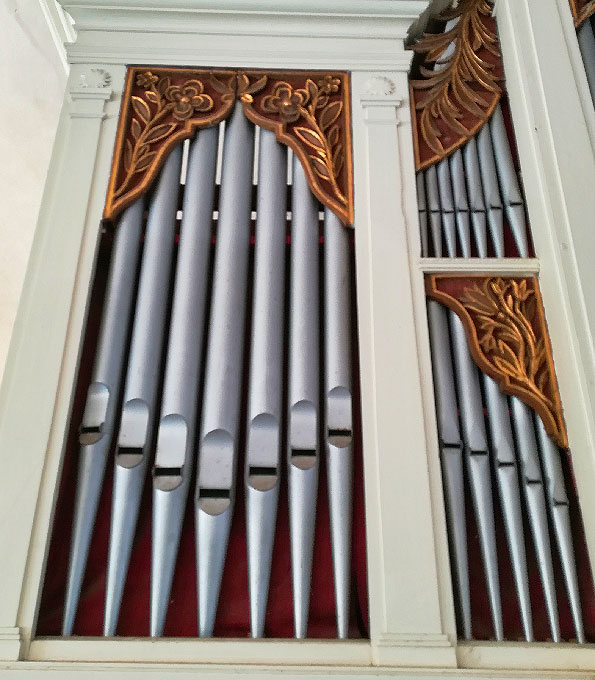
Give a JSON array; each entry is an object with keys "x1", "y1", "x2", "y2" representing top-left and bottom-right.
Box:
[
  {"x1": 351, "y1": 71, "x2": 456, "y2": 667},
  {"x1": 0, "y1": 66, "x2": 116, "y2": 659}
]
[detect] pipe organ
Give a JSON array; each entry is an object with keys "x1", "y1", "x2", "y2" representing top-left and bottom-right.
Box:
[
  {"x1": 40, "y1": 69, "x2": 364, "y2": 639},
  {"x1": 412, "y1": 0, "x2": 594, "y2": 643}
]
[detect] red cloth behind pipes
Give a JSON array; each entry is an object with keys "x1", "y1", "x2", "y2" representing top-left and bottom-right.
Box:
[{"x1": 37, "y1": 231, "x2": 369, "y2": 638}]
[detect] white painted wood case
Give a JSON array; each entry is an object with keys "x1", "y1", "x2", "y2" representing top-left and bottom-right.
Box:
[{"x1": 0, "y1": 0, "x2": 594, "y2": 676}]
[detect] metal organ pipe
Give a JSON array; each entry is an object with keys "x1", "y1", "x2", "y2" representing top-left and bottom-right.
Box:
[
  {"x1": 462, "y1": 137, "x2": 488, "y2": 258},
  {"x1": 426, "y1": 300, "x2": 472, "y2": 639},
  {"x1": 324, "y1": 208, "x2": 353, "y2": 639},
  {"x1": 150, "y1": 127, "x2": 219, "y2": 637},
  {"x1": 449, "y1": 312, "x2": 504, "y2": 640},
  {"x1": 578, "y1": 18, "x2": 595, "y2": 104},
  {"x1": 63, "y1": 199, "x2": 145, "y2": 635},
  {"x1": 195, "y1": 102, "x2": 254, "y2": 638},
  {"x1": 104, "y1": 145, "x2": 183, "y2": 636},
  {"x1": 245, "y1": 129, "x2": 287, "y2": 639},
  {"x1": 288, "y1": 154, "x2": 320, "y2": 639}
]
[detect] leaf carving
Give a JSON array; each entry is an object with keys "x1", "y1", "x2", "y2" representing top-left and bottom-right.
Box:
[
  {"x1": 131, "y1": 118, "x2": 142, "y2": 140},
  {"x1": 294, "y1": 127, "x2": 325, "y2": 153},
  {"x1": 134, "y1": 151, "x2": 157, "y2": 173},
  {"x1": 427, "y1": 275, "x2": 568, "y2": 448},
  {"x1": 144, "y1": 122, "x2": 177, "y2": 144},
  {"x1": 410, "y1": 0, "x2": 502, "y2": 167},
  {"x1": 319, "y1": 101, "x2": 342, "y2": 131},
  {"x1": 124, "y1": 139, "x2": 133, "y2": 173},
  {"x1": 311, "y1": 156, "x2": 331, "y2": 180},
  {"x1": 131, "y1": 96, "x2": 151, "y2": 124}
]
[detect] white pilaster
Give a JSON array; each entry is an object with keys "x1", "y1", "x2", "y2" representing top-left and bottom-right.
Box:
[
  {"x1": 0, "y1": 65, "x2": 117, "y2": 659},
  {"x1": 351, "y1": 70, "x2": 456, "y2": 668}
]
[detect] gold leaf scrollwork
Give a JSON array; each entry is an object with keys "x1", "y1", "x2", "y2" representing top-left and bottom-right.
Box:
[
  {"x1": 410, "y1": 0, "x2": 503, "y2": 170},
  {"x1": 426, "y1": 275, "x2": 568, "y2": 449}
]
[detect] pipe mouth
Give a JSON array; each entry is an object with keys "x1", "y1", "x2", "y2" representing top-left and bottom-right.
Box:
[
  {"x1": 198, "y1": 488, "x2": 231, "y2": 515},
  {"x1": 290, "y1": 448, "x2": 317, "y2": 470},
  {"x1": 79, "y1": 425, "x2": 103, "y2": 446},
  {"x1": 116, "y1": 446, "x2": 144, "y2": 468},
  {"x1": 247, "y1": 465, "x2": 278, "y2": 492},
  {"x1": 328, "y1": 428, "x2": 352, "y2": 448},
  {"x1": 153, "y1": 465, "x2": 183, "y2": 491}
]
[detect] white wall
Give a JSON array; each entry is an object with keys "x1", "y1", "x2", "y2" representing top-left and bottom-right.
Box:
[{"x1": 0, "y1": 0, "x2": 67, "y2": 383}]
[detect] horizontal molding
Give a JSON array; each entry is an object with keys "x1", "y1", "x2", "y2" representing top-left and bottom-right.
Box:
[
  {"x1": 417, "y1": 258, "x2": 540, "y2": 275},
  {"x1": 28, "y1": 638, "x2": 371, "y2": 665},
  {"x1": 456, "y1": 640, "x2": 595, "y2": 673}
]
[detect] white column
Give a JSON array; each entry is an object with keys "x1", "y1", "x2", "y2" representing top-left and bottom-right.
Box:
[
  {"x1": 496, "y1": 0, "x2": 595, "y2": 572},
  {"x1": 0, "y1": 65, "x2": 120, "y2": 659},
  {"x1": 351, "y1": 71, "x2": 456, "y2": 668}
]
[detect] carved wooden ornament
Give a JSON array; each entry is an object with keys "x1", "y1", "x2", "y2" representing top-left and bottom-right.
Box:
[
  {"x1": 104, "y1": 67, "x2": 353, "y2": 227},
  {"x1": 570, "y1": 0, "x2": 595, "y2": 27},
  {"x1": 410, "y1": 0, "x2": 503, "y2": 171},
  {"x1": 426, "y1": 275, "x2": 568, "y2": 449}
]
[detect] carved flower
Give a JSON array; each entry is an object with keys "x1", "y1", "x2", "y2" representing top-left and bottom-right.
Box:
[
  {"x1": 318, "y1": 75, "x2": 341, "y2": 94},
  {"x1": 262, "y1": 82, "x2": 309, "y2": 123},
  {"x1": 136, "y1": 71, "x2": 158, "y2": 89},
  {"x1": 165, "y1": 80, "x2": 213, "y2": 120}
]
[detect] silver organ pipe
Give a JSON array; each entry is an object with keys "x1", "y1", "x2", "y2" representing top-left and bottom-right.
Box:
[
  {"x1": 195, "y1": 102, "x2": 254, "y2": 637},
  {"x1": 489, "y1": 105, "x2": 529, "y2": 257},
  {"x1": 288, "y1": 154, "x2": 320, "y2": 639},
  {"x1": 449, "y1": 313, "x2": 504, "y2": 641},
  {"x1": 103, "y1": 145, "x2": 183, "y2": 636},
  {"x1": 150, "y1": 127, "x2": 219, "y2": 637},
  {"x1": 449, "y1": 150, "x2": 472, "y2": 258},
  {"x1": 510, "y1": 397, "x2": 561, "y2": 642},
  {"x1": 324, "y1": 208, "x2": 354, "y2": 639},
  {"x1": 436, "y1": 158, "x2": 458, "y2": 257},
  {"x1": 476, "y1": 124, "x2": 505, "y2": 257},
  {"x1": 425, "y1": 164, "x2": 444, "y2": 257},
  {"x1": 482, "y1": 376, "x2": 533, "y2": 641},
  {"x1": 63, "y1": 199, "x2": 145, "y2": 635},
  {"x1": 427, "y1": 300, "x2": 471, "y2": 640},
  {"x1": 462, "y1": 137, "x2": 488, "y2": 258},
  {"x1": 245, "y1": 129, "x2": 287, "y2": 639},
  {"x1": 417, "y1": 172, "x2": 429, "y2": 257},
  {"x1": 535, "y1": 417, "x2": 585, "y2": 643}
]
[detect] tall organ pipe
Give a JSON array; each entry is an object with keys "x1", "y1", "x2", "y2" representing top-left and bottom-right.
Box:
[
  {"x1": 63, "y1": 199, "x2": 145, "y2": 635},
  {"x1": 427, "y1": 300, "x2": 472, "y2": 639},
  {"x1": 195, "y1": 102, "x2": 254, "y2": 638},
  {"x1": 103, "y1": 146, "x2": 183, "y2": 636},
  {"x1": 482, "y1": 375, "x2": 533, "y2": 641},
  {"x1": 150, "y1": 127, "x2": 219, "y2": 637},
  {"x1": 324, "y1": 208, "x2": 353, "y2": 639},
  {"x1": 245, "y1": 129, "x2": 287, "y2": 639},
  {"x1": 288, "y1": 155, "x2": 320, "y2": 639},
  {"x1": 510, "y1": 397, "x2": 561, "y2": 642},
  {"x1": 535, "y1": 416, "x2": 585, "y2": 643},
  {"x1": 449, "y1": 313, "x2": 503, "y2": 640}
]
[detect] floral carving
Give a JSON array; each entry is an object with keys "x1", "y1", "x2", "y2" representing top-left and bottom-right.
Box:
[
  {"x1": 104, "y1": 68, "x2": 236, "y2": 221},
  {"x1": 570, "y1": 0, "x2": 595, "y2": 27},
  {"x1": 426, "y1": 275, "x2": 568, "y2": 449},
  {"x1": 240, "y1": 72, "x2": 350, "y2": 223},
  {"x1": 104, "y1": 68, "x2": 352, "y2": 226},
  {"x1": 410, "y1": 0, "x2": 503, "y2": 170}
]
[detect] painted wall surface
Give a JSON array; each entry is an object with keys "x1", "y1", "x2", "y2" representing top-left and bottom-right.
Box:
[{"x1": 0, "y1": 0, "x2": 66, "y2": 382}]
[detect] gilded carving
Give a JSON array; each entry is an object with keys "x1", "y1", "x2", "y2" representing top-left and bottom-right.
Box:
[
  {"x1": 104, "y1": 68, "x2": 236, "y2": 221},
  {"x1": 410, "y1": 0, "x2": 503, "y2": 170},
  {"x1": 104, "y1": 68, "x2": 353, "y2": 226},
  {"x1": 426, "y1": 275, "x2": 568, "y2": 449},
  {"x1": 240, "y1": 71, "x2": 353, "y2": 226},
  {"x1": 570, "y1": 0, "x2": 595, "y2": 27}
]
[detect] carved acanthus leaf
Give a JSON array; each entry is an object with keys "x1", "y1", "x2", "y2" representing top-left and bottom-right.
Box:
[
  {"x1": 426, "y1": 275, "x2": 568, "y2": 449},
  {"x1": 410, "y1": 0, "x2": 503, "y2": 170}
]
